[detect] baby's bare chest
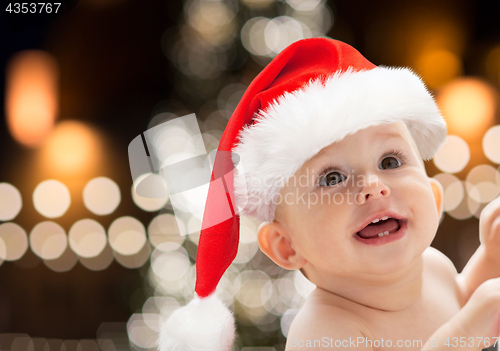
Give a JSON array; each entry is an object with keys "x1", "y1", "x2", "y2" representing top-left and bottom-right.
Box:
[{"x1": 361, "y1": 280, "x2": 461, "y2": 350}]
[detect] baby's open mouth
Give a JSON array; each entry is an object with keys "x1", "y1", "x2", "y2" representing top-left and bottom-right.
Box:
[{"x1": 356, "y1": 217, "x2": 402, "y2": 239}]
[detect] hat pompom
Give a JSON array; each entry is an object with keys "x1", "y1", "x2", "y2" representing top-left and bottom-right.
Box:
[{"x1": 158, "y1": 293, "x2": 235, "y2": 351}]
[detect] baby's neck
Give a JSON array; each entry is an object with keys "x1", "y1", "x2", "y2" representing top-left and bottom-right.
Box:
[{"x1": 314, "y1": 256, "x2": 424, "y2": 312}]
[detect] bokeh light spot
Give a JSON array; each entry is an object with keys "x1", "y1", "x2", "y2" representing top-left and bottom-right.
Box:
[
  {"x1": 69, "y1": 219, "x2": 107, "y2": 258},
  {"x1": 437, "y1": 78, "x2": 495, "y2": 139},
  {"x1": 0, "y1": 222, "x2": 28, "y2": 261},
  {"x1": 131, "y1": 173, "x2": 168, "y2": 212},
  {"x1": 147, "y1": 213, "x2": 185, "y2": 250},
  {"x1": 433, "y1": 135, "x2": 470, "y2": 173},
  {"x1": 79, "y1": 242, "x2": 114, "y2": 271},
  {"x1": 43, "y1": 244, "x2": 78, "y2": 272},
  {"x1": 447, "y1": 182, "x2": 474, "y2": 220},
  {"x1": 83, "y1": 177, "x2": 121, "y2": 216},
  {"x1": 108, "y1": 216, "x2": 146, "y2": 256},
  {"x1": 127, "y1": 314, "x2": 159, "y2": 349},
  {"x1": 416, "y1": 49, "x2": 462, "y2": 90},
  {"x1": 483, "y1": 125, "x2": 500, "y2": 164},
  {"x1": 465, "y1": 165, "x2": 500, "y2": 203},
  {"x1": 114, "y1": 243, "x2": 151, "y2": 269},
  {"x1": 5, "y1": 50, "x2": 58, "y2": 147},
  {"x1": 33, "y1": 179, "x2": 71, "y2": 218},
  {"x1": 433, "y1": 173, "x2": 463, "y2": 212},
  {"x1": 41, "y1": 121, "x2": 100, "y2": 175},
  {"x1": 0, "y1": 183, "x2": 22, "y2": 221},
  {"x1": 30, "y1": 221, "x2": 67, "y2": 260}
]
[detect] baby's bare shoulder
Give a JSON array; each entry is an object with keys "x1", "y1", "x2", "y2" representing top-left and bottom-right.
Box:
[
  {"x1": 286, "y1": 291, "x2": 373, "y2": 350},
  {"x1": 423, "y1": 246, "x2": 458, "y2": 280}
]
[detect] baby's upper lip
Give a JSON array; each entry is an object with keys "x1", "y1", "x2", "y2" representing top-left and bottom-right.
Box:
[{"x1": 353, "y1": 211, "x2": 406, "y2": 235}]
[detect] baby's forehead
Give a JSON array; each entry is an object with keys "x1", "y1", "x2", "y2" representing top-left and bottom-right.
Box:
[{"x1": 304, "y1": 121, "x2": 421, "y2": 166}]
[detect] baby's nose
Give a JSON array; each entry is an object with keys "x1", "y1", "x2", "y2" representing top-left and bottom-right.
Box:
[{"x1": 355, "y1": 174, "x2": 390, "y2": 204}]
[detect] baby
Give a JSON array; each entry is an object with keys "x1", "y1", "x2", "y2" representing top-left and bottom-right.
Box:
[
  {"x1": 260, "y1": 120, "x2": 500, "y2": 350},
  {"x1": 159, "y1": 38, "x2": 500, "y2": 351}
]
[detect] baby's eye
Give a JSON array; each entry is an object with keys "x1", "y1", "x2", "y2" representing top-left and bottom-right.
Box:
[
  {"x1": 380, "y1": 156, "x2": 401, "y2": 169},
  {"x1": 319, "y1": 171, "x2": 347, "y2": 186}
]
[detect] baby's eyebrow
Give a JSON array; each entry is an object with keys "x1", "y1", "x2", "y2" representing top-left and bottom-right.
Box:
[{"x1": 373, "y1": 130, "x2": 406, "y2": 140}]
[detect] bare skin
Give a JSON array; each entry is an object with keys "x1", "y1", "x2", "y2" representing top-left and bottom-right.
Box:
[{"x1": 258, "y1": 121, "x2": 500, "y2": 350}]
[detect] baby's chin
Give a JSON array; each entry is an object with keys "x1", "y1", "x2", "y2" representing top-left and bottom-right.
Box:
[{"x1": 345, "y1": 247, "x2": 427, "y2": 277}]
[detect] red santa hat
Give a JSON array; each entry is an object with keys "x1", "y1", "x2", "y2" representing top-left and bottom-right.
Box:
[{"x1": 159, "y1": 37, "x2": 446, "y2": 351}]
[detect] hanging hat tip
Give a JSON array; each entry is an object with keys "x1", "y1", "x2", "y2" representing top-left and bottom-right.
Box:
[{"x1": 158, "y1": 293, "x2": 235, "y2": 351}]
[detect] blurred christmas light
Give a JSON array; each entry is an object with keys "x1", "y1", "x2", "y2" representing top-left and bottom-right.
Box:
[
  {"x1": 286, "y1": 0, "x2": 322, "y2": 11},
  {"x1": 483, "y1": 125, "x2": 500, "y2": 164},
  {"x1": 233, "y1": 240, "x2": 259, "y2": 264},
  {"x1": 234, "y1": 270, "x2": 273, "y2": 308},
  {"x1": 167, "y1": 32, "x2": 232, "y2": 81},
  {"x1": 465, "y1": 165, "x2": 500, "y2": 204},
  {"x1": 43, "y1": 244, "x2": 78, "y2": 272},
  {"x1": 83, "y1": 177, "x2": 121, "y2": 216},
  {"x1": 127, "y1": 314, "x2": 159, "y2": 349},
  {"x1": 114, "y1": 243, "x2": 151, "y2": 269},
  {"x1": 0, "y1": 222, "x2": 28, "y2": 261},
  {"x1": 217, "y1": 83, "x2": 247, "y2": 115},
  {"x1": 78, "y1": 340, "x2": 100, "y2": 351},
  {"x1": 131, "y1": 174, "x2": 169, "y2": 212},
  {"x1": 184, "y1": 0, "x2": 237, "y2": 47},
  {"x1": 433, "y1": 135, "x2": 470, "y2": 173},
  {"x1": 0, "y1": 238, "x2": 6, "y2": 266},
  {"x1": 293, "y1": 270, "x2": 315, "y2": 299},
  {"x1": 447, "y1": 182, "x2": 476, "y2": 220},
  {"x1": 265, "y1": 16, "x2": 310, "y2": 55},
  {"x1": 241, "y1": 16, "x2": 312, "y2": 59},
  {"x1": 277, "y1": 272, "x2": 305, "y2": 309},
  {"x1": 5, "y1": 50, "x2": 58, "y2": 148},
  {"x1": 41, "y1": 121, "x2": 101, "y2": 175},
  {"x1": 186, "y1": 214, "x2": 201, "y2": 245},
  {"x1": 241, "y1": 0, "x2": 274, "y2": 9},
  {"x1": 416, "y1": 49, "x2": 462, "y2": 90},
  {"x1": 217, "y1": 267, "x2": 238, "y2": 306},
  {"x1": 146, "y1": 296, "x2": 180, "y2": 323},
  {"x1": 79, "y1": 242, "x2": 114, "y2": 271},
  {"x1": 0, "y1": 183, "x2": 22, "y2": 221},
  {"x1": 286, "y1": 1, "x2": 333, "y2": 37},
  {"x1": 201, "y1": 131, "x2": 220, "y2": 154},
  {"x1": 96, "y1": 323, "x2": 123, "y2": 351},
  {"x1": 151, "y1": 246, "x2": 190, "y2": 283},
  {"x1": 437, "y1": 78, "x2": 496, "y2": 140},
  {"x1": 433, "y1": 173, "x2": 464, "y2": 212},
  {"x1": 497, "y1": 166, "x2": 500, "y2": 187},
  {"x1": 280, "y1": 309, "x2": 299, "y2": 338},
  {"x1": 11, "y1": 336, "x2": 34, "y2": 351},
  {"x1": 147, "y1": 213, "x2": 185, "y2": 250},
  {"x1": 31, "y1": 338, "x2": 49, "y2": 351},
  {"x1": 241, "y1": 17, "x2": 275, "y2": 57},
  {"x1": 467, "y1": 185, "x2": 482, "y2": 218},
  {"x1": 108, "y1": 216, "x2": 146, "y2": 256},
  {"x1": 30, "y1": 221, "x2": 67, "y2": 260},
  {"x1": 33, "y1": 179, "x2": 71, "y2": 218},
  {"x1": 68, "y1": 219, "x2": 107, "y2": 258}
]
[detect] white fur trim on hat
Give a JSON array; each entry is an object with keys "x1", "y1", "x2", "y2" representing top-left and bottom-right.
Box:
[
  {"x1": 158, "y1": 293, "x2": 235, "y2": 351},
  {"x1": 232, "y1": 67, "x2": 447, "y2": 222}
]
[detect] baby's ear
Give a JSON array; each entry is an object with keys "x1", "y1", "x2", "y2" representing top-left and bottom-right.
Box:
[
  {"x1": 428, "y1": 177, "x2": 443, "y2": 218},
  {"x1": 257, "y1": 221, "x2": 307, "y2": 270}
]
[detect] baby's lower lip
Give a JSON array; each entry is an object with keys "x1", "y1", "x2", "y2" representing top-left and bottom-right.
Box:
[{"x1": 354, "y1": 220, "x2": 407, "y2": 246}]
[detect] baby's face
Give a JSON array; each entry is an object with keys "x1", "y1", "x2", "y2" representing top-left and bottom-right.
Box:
[{"x1": 274, "y1": 121, "x2": 440, "y2": 281}]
